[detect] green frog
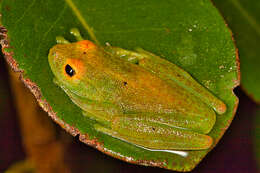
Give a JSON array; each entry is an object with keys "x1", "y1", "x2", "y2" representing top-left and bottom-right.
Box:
[{"x1": 48, "y1": 28, "x2": 226, "y2": 151}]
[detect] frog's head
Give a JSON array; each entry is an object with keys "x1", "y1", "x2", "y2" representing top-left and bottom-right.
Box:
[{"x1": 48, "y1": 40, "x2": 98, "y2": 98}]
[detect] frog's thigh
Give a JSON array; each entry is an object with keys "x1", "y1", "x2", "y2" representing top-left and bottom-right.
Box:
[
  {"x1": 135, "y1": 48, "x2": 226, "y2": 115},
  {"x1": 109, "y1": 47, "x2": 226, "y2": 114},
  {"x1": 95, "y1": 116, "x2": 213, "y2": 150},
  {"x1": 134, "y1": 112, "x2": 215, "y2": 134}
]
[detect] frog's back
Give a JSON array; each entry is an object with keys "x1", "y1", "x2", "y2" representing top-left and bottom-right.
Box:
[{"x1": 87, "y1": 48, "x2": 213, "y2": 117}]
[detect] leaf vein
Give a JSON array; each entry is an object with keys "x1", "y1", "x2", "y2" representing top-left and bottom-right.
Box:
[
  {"x1": 65, "y1": 0, "x2": 100, "y2": 45},
  {"x1": 14, "y1": 0, "x2": 36, "y2": 29}
]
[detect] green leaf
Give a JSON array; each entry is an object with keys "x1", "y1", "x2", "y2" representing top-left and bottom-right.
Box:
[
  {"x1": 0, "y1": 0, "x2": 239, "y2": 171},
  {"x1": 213, "y1": 0, "x2": 260, "y2": 103}
]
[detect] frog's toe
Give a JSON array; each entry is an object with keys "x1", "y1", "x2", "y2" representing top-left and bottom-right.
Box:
[
  {"x1": 70, "y1": 28, "x2": 83, "y2": 41},
  {"x1": 56, "y1": 36, "x2": 70, "y2": 44}
]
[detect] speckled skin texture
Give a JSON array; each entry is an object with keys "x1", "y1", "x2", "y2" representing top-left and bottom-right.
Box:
[{"x1": 48, "y1": 35, "x2": 226, "y2": 151}]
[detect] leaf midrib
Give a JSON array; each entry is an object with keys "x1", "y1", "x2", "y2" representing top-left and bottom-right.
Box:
[{"x1": 65, "y1": 0, "x2": 100, "y2": 44}]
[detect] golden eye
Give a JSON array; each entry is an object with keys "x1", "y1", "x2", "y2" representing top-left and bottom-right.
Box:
[{"x1": 65, "y1": 64, "x2": 75, "y2": 77}]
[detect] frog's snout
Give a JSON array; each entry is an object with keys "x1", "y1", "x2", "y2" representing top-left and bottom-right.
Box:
[
  {"x1": 48, "y1": 45, "x2": 63, "y2": 65},
  {"x1": 48, "y1": 46, "x2": 56, "y2": 59},
  {"x1": 48, "y1": 48, "x2": 56, "y2": 68},
  {"x1": 48, "y1": 47, "x2": 54, "y2": 63},
  {"x1": 48, "y1": 46, "x2": 64, "y2": 77}
]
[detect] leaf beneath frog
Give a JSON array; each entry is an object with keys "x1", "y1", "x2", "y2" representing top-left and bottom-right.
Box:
[
  {"x1": 0, "y1": 0, "x2": 239, "y2": 171},
  {"x1": 213, "y1": 0, "x2": 260, "y2": 103}
]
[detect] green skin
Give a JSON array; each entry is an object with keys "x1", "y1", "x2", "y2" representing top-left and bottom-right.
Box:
[{"x1": 48, "y1": 28, "x2": 227, "y2": 151}]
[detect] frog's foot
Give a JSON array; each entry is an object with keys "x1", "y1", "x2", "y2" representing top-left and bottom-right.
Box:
[
  {"x1": 94, "y1": 117, "x2": 213, "y2": 151},
  {"x1": 70, "y1": 28, "x2": 84, "y2": 41},
  {"x1": 56, "y1": 36, "x2": 70, "y2": 44}
]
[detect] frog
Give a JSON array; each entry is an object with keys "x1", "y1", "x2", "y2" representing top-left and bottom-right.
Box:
[{"x1": 48, "y1": 28, "x2": 227, "y2": 151}]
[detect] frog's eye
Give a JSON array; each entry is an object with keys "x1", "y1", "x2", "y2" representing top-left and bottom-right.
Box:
[
  {"x1": 64, "y1": 58, "x2": 84, "y2": 80},
  {"x1": 65, "y1": 64, "x2": 75, "y2": 77}
]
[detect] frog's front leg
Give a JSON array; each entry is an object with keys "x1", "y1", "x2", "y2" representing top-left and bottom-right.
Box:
[
  {"x1": 56, "y1": 36, "x2": 70, "y2": 44},
  {"x1": 54, "y1": 78, "x2": 123, "y2": 124},
  {"x1": 105, "y1": 47, "x2": 144, "y2": 64},
  {"x1": 56, "y1": 28, "x2": 84, "y2": 44},
  {"x1": 108, "y1": 47, "x2": 226, "y2": 115},
  {"x1": 95, "y1": 115, "x2": 213, "y2": 150},
  {"x1": 70, "y1": 28, "x2": 84, "y2": 41}
]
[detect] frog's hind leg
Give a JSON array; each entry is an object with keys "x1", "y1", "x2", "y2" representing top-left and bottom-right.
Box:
[
  {"x1": 108, "y1": 46, "x2": 226, "y2": 115},
  {"x1": 94, "y1": 116, "x2": 213, "y2": 150},
  {"x1": 135, "y1": 48, "x2": 226, "y2": 115}
]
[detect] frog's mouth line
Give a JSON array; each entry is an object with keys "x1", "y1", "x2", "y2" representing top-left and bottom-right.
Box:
[{"x1": 53, "y1": 77, "x2": 80, "y2": 99}]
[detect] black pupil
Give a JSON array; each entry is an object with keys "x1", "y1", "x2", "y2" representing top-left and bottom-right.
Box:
[{"x1": 65, "y1": 64, "x2": 75, "y2": 77}]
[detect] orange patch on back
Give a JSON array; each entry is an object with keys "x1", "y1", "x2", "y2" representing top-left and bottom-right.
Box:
[{"x1": 76, "y1": 40, "x2": 96, "y2": 51}]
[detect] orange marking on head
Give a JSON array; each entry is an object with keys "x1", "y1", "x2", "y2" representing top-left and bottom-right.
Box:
[
  {"x1": 76, "y1": 40, "x2": 96, "y2": 51},
  {"x1": 64, "y1": 58, "x2": 85, "y2": 80}
]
